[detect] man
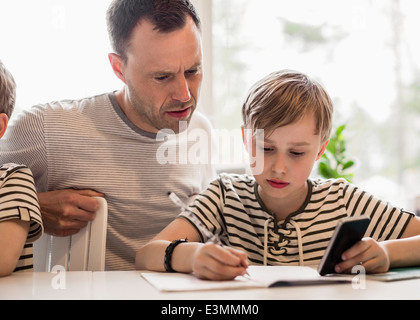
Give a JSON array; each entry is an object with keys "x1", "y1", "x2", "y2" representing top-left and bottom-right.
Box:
[{"x1": 0, "y1": 0, "x2": 215, "y2": 270}]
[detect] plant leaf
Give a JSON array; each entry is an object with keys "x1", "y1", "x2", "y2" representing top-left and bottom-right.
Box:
[{"x1": 342, "y1": 160, "x2": 355, "y2": 170}]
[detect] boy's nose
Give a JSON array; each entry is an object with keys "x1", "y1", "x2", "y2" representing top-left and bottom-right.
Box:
[{"x1": 271, "y1": 154, "x2": 287, "y2": 174}]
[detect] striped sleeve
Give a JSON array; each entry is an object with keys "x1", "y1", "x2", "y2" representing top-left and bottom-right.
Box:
[
  {"x1": 178, "y1": 174, "x2": 258, "y2": 244},
  {"x1": 341, "y1": 181, "x2": 414, "y2": 241},
  {"x1": 180, "y1": 179, "x2": 226, "y2": 243},
  {"x1": 178, "y1": 174, "x2": 269, "y2": 261},
  {"x1": 0, "y1": 164, "x2": 43, "y2": 242}
]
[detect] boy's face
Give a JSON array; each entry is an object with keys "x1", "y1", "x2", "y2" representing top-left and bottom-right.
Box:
[{"x1": 249, "y1": 113, "x2": 328, "y2": 209}]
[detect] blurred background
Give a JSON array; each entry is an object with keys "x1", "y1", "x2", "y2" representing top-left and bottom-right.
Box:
[{"x1": 0, "y1": 0, "x2": 419, "y2": 212}]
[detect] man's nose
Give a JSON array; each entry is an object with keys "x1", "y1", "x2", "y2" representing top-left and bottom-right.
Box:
[{"x1": 172, "y1": 76, "x2": 191, "y2": 102}]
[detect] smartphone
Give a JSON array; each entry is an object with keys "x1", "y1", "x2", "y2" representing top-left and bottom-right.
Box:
[{"x1": 318, "y1": 216, "x2": 370, "y2": 276}]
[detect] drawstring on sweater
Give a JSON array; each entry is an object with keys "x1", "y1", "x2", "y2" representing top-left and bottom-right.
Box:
[
  {"x1": 263, "y1": 218, "x2": 271, "y2": 266},
  {"x1": 289, "y1": 220, "x2": 304, "y2": 266},
  {"x1": 263, "y1": 217, "x2": 304, "y2": 266}
]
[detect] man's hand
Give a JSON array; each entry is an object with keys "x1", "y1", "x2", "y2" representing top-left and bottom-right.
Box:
[{"x1": 38, "y1": 189, "x2": 105, "y2": 237}]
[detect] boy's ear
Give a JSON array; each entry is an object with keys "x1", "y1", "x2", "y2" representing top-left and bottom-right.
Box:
[
  {"x1": 0, "y1": 114, "x2": 9, "y2": 139},
  {"x1": 241, "y1": 126, "x2": 249, "y2": 152},
  {"x1": 316, "y1": 140, "x2": 329, "y2": 161},
  {"x1": 108, "y1": 53, "x2": 126, "y2": 84}
]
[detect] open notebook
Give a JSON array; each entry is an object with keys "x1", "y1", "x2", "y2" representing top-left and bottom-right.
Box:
[
  {"x1": 141, "y1": 266, "x2": 350, "y2": 292},
  {"x1": 142, "y1": 266, "x2": 420, "y2": 292}
]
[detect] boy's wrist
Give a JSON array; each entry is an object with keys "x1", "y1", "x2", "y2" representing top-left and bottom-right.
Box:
[
  {"x1": 164, "y1": 238, "x2": 189, "y2": 272},
  {"x1": 381, "y1": 240, "x2": 400, "y2": 269}
]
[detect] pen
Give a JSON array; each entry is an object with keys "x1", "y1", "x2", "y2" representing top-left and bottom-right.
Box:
[{"x1": 168, "y1": 192, "x2": 250, "y2": 277}]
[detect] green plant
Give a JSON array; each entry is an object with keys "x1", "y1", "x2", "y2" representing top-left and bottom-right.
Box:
[{"x1": 318, "y1": 124, "x2": 355, "y2": 183}]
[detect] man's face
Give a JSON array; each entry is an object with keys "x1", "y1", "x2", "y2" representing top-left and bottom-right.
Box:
[{"x1": 121, "y1": 17, "x2": 203, "y2": 134}]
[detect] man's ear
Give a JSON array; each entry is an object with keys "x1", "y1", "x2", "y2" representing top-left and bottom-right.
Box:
[
  {"x1": 108, "y1": 53, "x2": 126, "y2": 84},
  {"x1": 316, "y1": 140, "x2": 329, "y2": 161},
  {"x1": 0, "y1": 113, "x2": 9, "y2": 139}
]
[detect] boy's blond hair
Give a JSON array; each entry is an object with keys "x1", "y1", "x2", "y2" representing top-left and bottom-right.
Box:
[
  {"x1": 0, "y1": 60, "x2": 16, "y2": 118},
  {"x1": 242, "y1": 70, "x2": 334, "y2": 143}
]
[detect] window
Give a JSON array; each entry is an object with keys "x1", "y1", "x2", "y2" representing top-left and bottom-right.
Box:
[
  {"x1": 0, "y1": 0, "x2": 118, "y2": 114},
  {"x1": 1, "y1": 0, "x2": 419, "y2": 210},
  {"x1": 208, "y1": 0, "x2": 420, "y2": 211}
]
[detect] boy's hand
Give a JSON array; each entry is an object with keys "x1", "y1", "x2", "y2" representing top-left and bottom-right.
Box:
[
  {"x1": 191, "y1": 243, "x2": 249, "y2": 281},
  {"x1": 38, "y1": 189, "x2": 105, "y2": 237},
  {"x1": 334, "y1": 237, "x2": 390, "y2": 274}
]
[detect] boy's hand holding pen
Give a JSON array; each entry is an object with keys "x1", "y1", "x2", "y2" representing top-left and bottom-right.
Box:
[{"x1": 168, "y1": 192, "x2": 250, "y2": 279}]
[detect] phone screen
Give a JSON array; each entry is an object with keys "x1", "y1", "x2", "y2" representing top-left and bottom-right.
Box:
[{"x1": 318, "y1": 216, "x2": 370, "y2": 276}]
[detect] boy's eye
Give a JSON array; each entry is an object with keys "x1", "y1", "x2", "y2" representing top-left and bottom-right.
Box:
[
  {"x1": 256, "y1": 145, "x2": 272, "y2": 152},
  {"x1": 290, "y1": 151, "x2": 304, "y2": 157}
]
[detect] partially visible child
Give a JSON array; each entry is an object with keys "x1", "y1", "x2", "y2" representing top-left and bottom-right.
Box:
[
  {"x1": 0, "y1": 60, "x2": 43, "y2": 277},
  {"x1": 135, "y1": 69, "x2": 420, "y2": 280}
]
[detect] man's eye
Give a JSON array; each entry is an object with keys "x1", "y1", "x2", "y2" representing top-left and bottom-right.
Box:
[
  {"x1": 155, "y1": 75, "x2": 169, "y2": 81},
  {"x1": 186, "y1": 69, "x2": 199, "y2": 76}
]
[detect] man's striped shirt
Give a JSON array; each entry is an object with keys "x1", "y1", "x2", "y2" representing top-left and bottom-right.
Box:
[
  {"x1": 0, "y1": 93, "x2": 215, "y2": 270},
  {"x1": 180, "y1": 173, "x2": 414, "y2": 266}
]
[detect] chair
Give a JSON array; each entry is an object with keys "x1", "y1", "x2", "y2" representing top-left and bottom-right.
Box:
[{"x1": 33, "y1": 197, "x2": 107, "y2": 272}]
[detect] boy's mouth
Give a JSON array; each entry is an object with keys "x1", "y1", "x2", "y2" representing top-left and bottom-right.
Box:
[{"x1": 267, "y1": 179, "x2": 289, "y2": 189}]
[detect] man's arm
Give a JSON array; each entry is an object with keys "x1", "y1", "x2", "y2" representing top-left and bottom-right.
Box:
[{"x1": 1, "y1": 109, "x2": 105, "y2": 237}]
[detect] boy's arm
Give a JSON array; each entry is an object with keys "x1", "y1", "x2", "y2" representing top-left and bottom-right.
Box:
[
  {"x1": 382, "y1": 235, "x2": 420, "y2": 269},
  {"x1": 135, "y1": 218, "x2": 248, "y2": 280},
  {"x1": 383, "y1": 216, "x2": 420, "y2": 268},
  {"x1": 336, "y1": 216, "x2": 420, "y2": 273},
  {"x1": 135, "y1": 218, "x2": 202, "y2": 272},
  {"x1": 0, "y1": 220, "x2": 29, "y2": 277}
]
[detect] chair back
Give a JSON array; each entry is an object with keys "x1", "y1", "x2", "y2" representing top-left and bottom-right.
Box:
[{"x1": 33, "y1": 197, "x2": 107, "y2": 272}]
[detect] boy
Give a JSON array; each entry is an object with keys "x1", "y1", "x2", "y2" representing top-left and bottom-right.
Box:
[
  {"x1": 0, "y1": 60, "x2": 43, "y2": 277},
  {"x1": 135, "y1": 70, "x2": 420, "y2": 280}
]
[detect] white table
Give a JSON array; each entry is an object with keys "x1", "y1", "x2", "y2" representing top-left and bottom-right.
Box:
[{"x1": 1, "y1": 270, "x2": 420, "y2": 300}]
